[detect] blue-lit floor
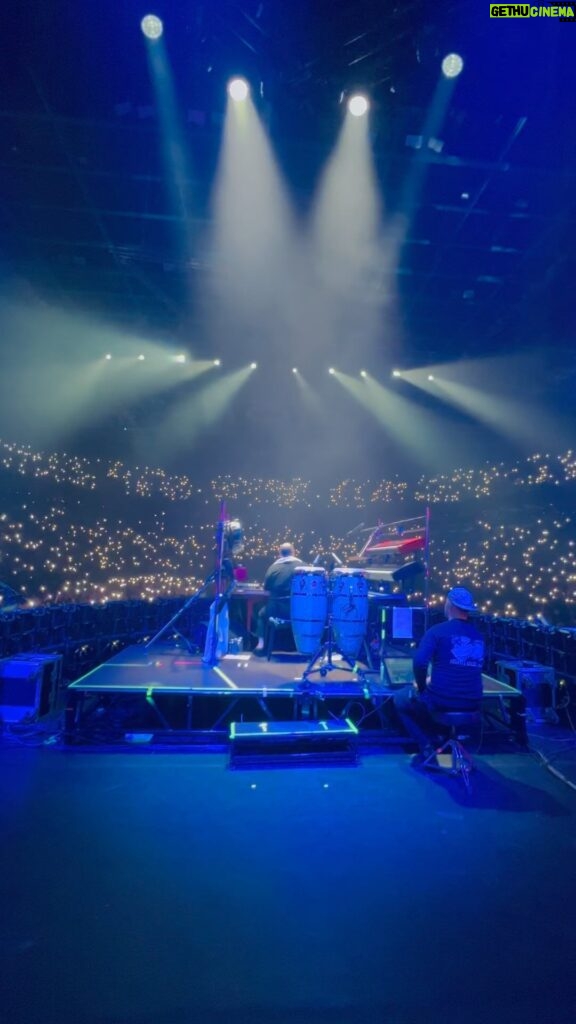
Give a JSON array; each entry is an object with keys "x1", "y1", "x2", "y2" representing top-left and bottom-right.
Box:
[{"x1": 1, "y1": 744, "x2": 575, "y2": 1024}]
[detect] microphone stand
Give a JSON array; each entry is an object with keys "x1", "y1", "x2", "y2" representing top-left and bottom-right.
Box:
[
  {"x1": 145, "y1": 502, "x2": 234, "y2": 656},
  {"x1": 144, "y1": 572, "x2": 216, "y2": 652},
  {"x1": 203, "y1": 501, "x2": 232, "y2": 666}
]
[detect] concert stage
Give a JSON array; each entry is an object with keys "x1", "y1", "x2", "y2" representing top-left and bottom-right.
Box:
[{"x1": 64, "y1": 643, "x2": 527, "y2": 748}]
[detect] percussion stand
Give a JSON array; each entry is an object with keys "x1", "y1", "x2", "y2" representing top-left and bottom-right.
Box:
[{"x1": 298, "y1": 574, "x2": 371, "y2": 688}]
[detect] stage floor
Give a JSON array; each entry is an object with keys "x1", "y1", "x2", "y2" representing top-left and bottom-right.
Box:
[
  {"x1": 67, "y1": 643, "x2": 379, "y2": 697},
  {"x1": 68, "y1": 643, "x2": 526, "y2": 700}
]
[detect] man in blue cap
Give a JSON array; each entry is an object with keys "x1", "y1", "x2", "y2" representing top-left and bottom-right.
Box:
[{"x1": 394, "y1": 587, "x2": 485, "y2": 766}]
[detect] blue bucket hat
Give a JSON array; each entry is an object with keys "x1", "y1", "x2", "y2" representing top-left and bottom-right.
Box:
[{"x1": 447, "y1": 587, "x2": 478, "y2": 613}]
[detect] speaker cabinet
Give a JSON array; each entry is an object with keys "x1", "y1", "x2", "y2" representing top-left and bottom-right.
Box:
[{"x1": 0, "y1": 654, "x2": 62, "y2": 723}]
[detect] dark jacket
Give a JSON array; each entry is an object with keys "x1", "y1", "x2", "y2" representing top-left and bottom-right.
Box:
[
  {"x1": 264, "y1": 556, "x2": 304, "y2": 598},
  {"x1": 413, "y1": 618, "x2": 484, "y2": 709}
]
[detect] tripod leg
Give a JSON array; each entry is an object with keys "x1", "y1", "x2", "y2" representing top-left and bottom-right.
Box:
[
  {"x1": 145, "y1": 605, "x2": 194, "y2": 651},
  {"x1": 340, "y1": 652, "x2": 370, "y2": 683},
  {"x1": 300, "y1": 643, "x2": 328, "y2": 681},
  {"x1": 145, "y1": 575, "x2": 215, "y2": 651}
]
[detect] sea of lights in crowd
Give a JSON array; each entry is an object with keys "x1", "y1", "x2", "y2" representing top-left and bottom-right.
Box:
[{"x1": 0, "y1": 440, "x2": 575, "y2": 624}]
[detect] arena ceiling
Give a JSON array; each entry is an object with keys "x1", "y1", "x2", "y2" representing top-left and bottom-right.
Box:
[{"x1": 1, "y1": 0, "x2": 575, "y2": 373}]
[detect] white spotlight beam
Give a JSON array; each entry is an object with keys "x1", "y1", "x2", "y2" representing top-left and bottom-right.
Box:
[
  {"x1": 441, "y1": 53, "x2": 464, "y2": 79},
  {"x1": 395, "y1": 54, "x2": 464, "y2": 250},
  {"x1": 333, "y1": 370, "x2": 463, "y2": 468},
  {"x1": 141, "y1": 14, "x2": 163, "y2": 40},
  {"x1": 228, "y1": 77, "x2": 250, "y2": 102},
  {"x1": 348, "y1": 94, "x2": 369, "y2": 118},
  {"x1": 151, "y1": 366, "x2": 253, "y2": 457},
  {"x1": 0, "y1": 302, "x2": 218, "y2": 444},
  {"x1": 143, "y1": 14, "x2": 194, "y2": 254},
  {"x1": 293, "y1": 369, "x2": 322, "y2": 419},
  {"x1": 310, "y1": 97, "x2": 387, "y2": 361},
  {"x1": 434, "y1": 378, "x2": 561, "y2": 450},
  {"x1": 402, "y1": 357, "x2": 565, "y2": 451},
  {"x1": 206, "y1": 81, "x2": 297, "y2": 360}
]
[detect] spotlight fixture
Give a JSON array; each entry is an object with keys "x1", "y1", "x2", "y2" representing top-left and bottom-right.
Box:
[
  {"x1": 441, "y1": 53, "x2": 464, "y2": 79},
  {"x1": 174, "y1": 354, "x2": 186, "y2": 363},
  {"x1": 428, "y1": 374, "x2": 435, "y2": 381},
  {"x1": 213, "y1": 359, "x2": 221, "y2": 366},
  {"x1": 137, "y1": 354, "x2": 146, "y2": 361},
  {"x1": 104, "y1": 354, "x2": 112, "y2": 361},
  {"x1": 392, "y1": 369, "x2": 402, "y2": 378},
  {"x1": 250, "y1": 362, "x2": 258, "y2": 369},
  {"x1": 292, "y1": 367, "x2": 298, "y2": 374},
  {"x1": 360, "y1": 370, "x2": 368, "y2": 378},
  {"x1": 140, "y1": 14, "x2": 164, "y2": 40},
  {"x1": 328, "y1": 368, "x2": 336, "y2": 375},
  {"x1": 348, "y1": 94, "x2": 369, "y2": 118},
  {"x1": 228, "y1": 77, "x2": 249, "y2": 102}
]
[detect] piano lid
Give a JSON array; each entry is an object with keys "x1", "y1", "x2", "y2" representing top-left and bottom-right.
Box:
[{"x1": 364, "y1": 535, "x2": 424, "y2": 555}]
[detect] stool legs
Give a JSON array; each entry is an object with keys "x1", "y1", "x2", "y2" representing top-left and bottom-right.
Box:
[
  {"x1": 423, "y1": 731, "x2": 474, "y2": 792},
  {"x1": 449, "y1": 738, "x2": 473, "y2": 793}
]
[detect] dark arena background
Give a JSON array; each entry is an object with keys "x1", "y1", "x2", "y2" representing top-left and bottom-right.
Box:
[{"x1": 1, "y1": 3, "x2": 576, "y2": 1024}]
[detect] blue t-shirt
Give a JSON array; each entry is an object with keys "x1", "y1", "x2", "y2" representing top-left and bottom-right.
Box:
[{"x1": 413, "y1": 618, "x2": 484, "y2": 708}]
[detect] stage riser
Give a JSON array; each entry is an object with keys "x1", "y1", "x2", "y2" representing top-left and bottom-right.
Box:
[
  {"x1": 63, "y1": 688, "x2": 525, "y2": 749},
  {"x1": 65, "y1": 691, "x2": 377, "y2": 743}
]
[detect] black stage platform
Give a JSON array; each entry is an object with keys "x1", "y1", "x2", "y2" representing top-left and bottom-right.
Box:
[{"x1": 64, "y1": 643, "x2": 527, "y2": 747}]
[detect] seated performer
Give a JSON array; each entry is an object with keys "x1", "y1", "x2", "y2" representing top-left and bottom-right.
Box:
[
  {"x1": 393, "y1": 586, "x2": 485, "y2": 766},
  {"x1": 253, "y1": 542, "x2": 304, "y2": 654}
]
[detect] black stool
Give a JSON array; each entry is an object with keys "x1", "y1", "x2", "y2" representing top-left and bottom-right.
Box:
[
  {"x1": 424, "y1": 710, "x2": 482, "y2": 792},
  {"x1": 265, "y1": 617, "x2": 294, "y2": 660}
]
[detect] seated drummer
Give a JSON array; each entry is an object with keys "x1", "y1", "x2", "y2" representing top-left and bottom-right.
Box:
[
  {"x1": 253, "y1": 542, "x2": 304, "y2": 655},
  {"x1": 393, "y1": 587, "x2": 485, "y2": 766}
]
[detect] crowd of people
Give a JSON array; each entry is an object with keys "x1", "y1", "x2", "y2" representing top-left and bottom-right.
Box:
[
  {"x1": 3, "y1": 440, "x2": 575, "y2": 508},
  {"x1": 0, "y1": 439, "x2": 575, "y2": 623}
]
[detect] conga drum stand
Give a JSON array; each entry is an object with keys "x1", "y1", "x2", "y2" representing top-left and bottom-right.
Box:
[{"x1": 299, "y1": 583, "x2": 370, "y2": 686}]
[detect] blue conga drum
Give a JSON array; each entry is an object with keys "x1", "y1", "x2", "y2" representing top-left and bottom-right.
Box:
[
  {"x1": 290, "y1": 567, "x2": 328, "y2": 655},
  {"x1": 330, "y1": 569, "x2": 369, "y2": 659}
]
